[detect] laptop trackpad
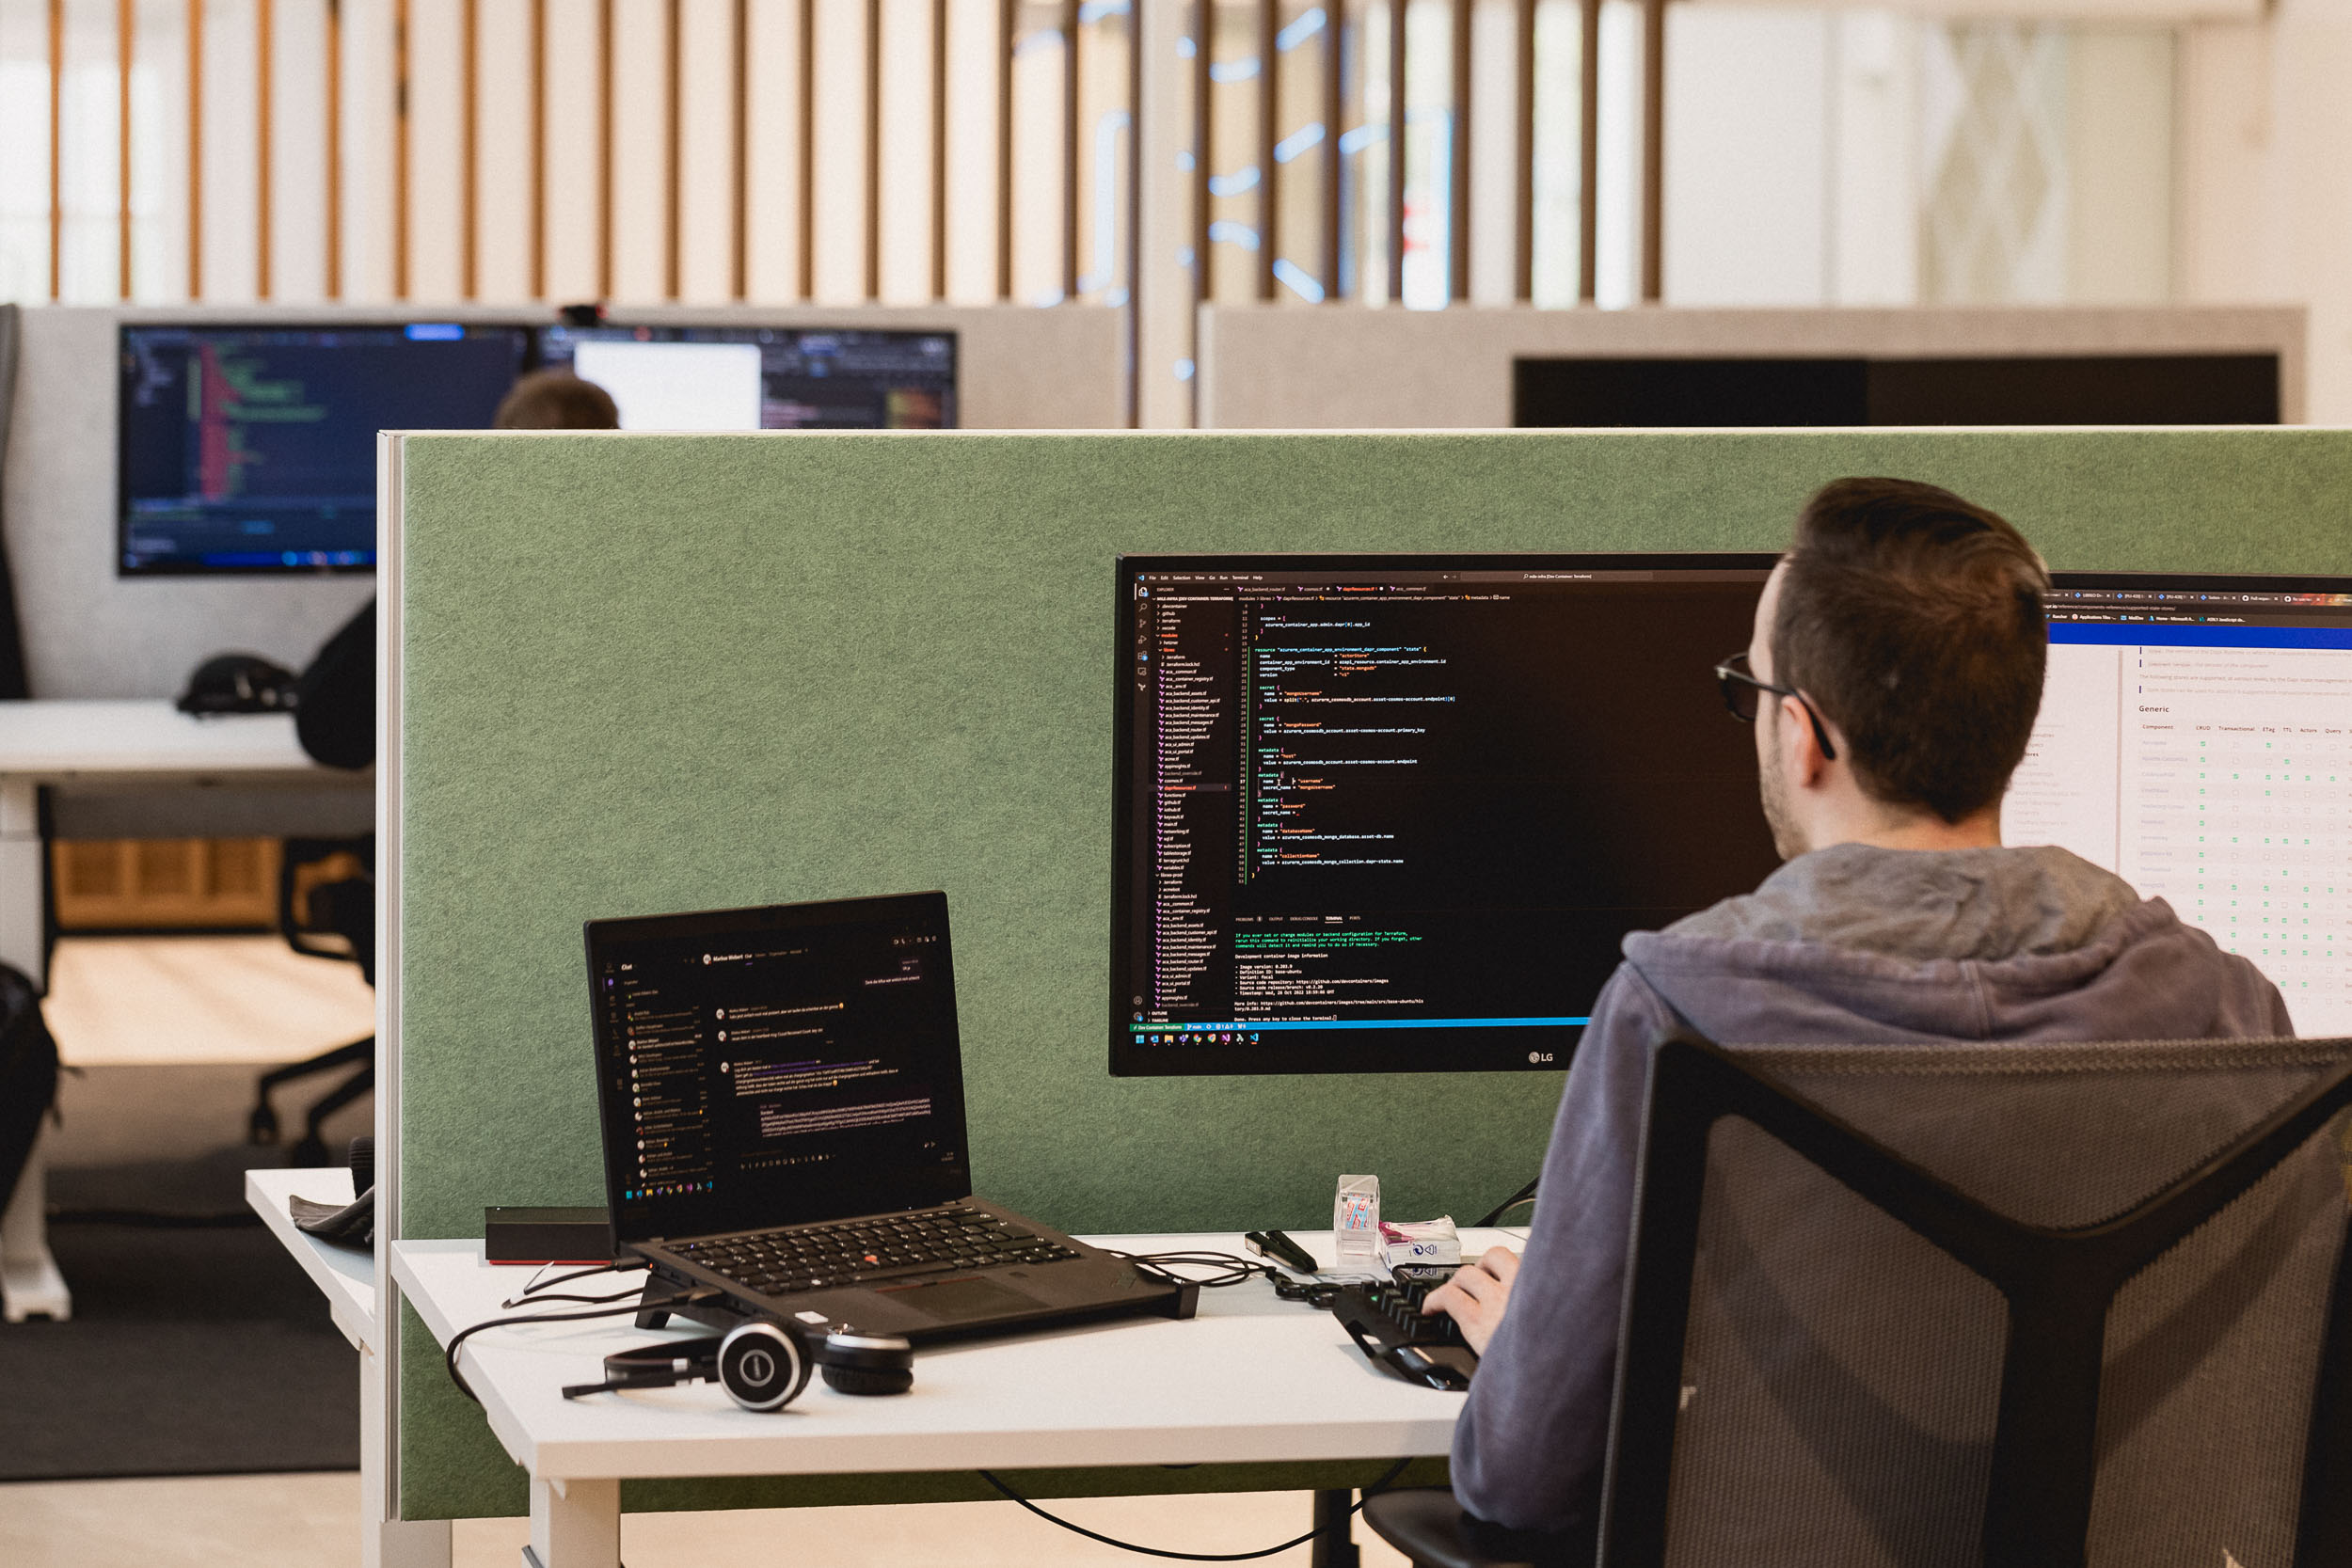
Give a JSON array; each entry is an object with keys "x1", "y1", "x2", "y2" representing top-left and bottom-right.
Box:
[{"x1": 885, "y1": 1276, "x2": 1045, "y2": 1322}]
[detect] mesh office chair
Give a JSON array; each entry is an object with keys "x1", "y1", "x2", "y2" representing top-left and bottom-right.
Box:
[
  {"x1": 1366, "y1": 1032, "x2": 2352, "y2": 1568},
  {"x1": 247, "y1": 836, "x2": 373, "y2": 1167}
]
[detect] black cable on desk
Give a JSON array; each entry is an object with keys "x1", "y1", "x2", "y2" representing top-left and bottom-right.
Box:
[
  {"x1": 443, "y1": 1290, "x2": 716, "y2": 1404},
  {"x1": 507, "y1": 1258, "x2": 646, "y2": 1304},
  {"x1": 1112, "y1": 1250, "x2": 1279, "y2": 1291},
  {"x1": 977, "y1": 1457, "x2": 1415, "y2": 1561},
  {"x1": 498, "y1": 1287, "x2": 647, "y2": 1307},
  {"x1": 1473, "y1": 1177, "x2": 1539, "y2": 1229}
]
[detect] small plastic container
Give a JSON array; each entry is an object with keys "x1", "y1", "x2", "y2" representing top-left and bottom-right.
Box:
[{"x1": 1334, "y1": 1174, "x2": 1382, "y2": 1263}]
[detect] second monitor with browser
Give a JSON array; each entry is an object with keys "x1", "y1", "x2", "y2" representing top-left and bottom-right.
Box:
[
  {"x1": 535, "y1": 325, "x2": 956, "y2": 432},
  {"x1": 1112, "y1": 555, "x2": 2352, "y2": 1075}
]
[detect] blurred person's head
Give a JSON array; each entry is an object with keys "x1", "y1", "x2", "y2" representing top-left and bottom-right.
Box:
[{"x1": 493, "y1": 371, "x2": 620, "y2": 431}]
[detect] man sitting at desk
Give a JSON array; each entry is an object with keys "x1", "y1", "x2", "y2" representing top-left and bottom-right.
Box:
[{"x1": 1425, "y1": 477, "x2": 2292, "y2": 1544}]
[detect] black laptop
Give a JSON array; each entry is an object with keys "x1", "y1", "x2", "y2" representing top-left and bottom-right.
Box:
[{"x1": 586, "y1": 891, "x2": 1186, "y2": 1340}]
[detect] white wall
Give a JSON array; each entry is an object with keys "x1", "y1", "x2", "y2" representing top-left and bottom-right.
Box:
[
  {"x1": 2175, "y1": 4, "x2": 2352, "y2": 421},
  {"x1": 1662, "y1": 7, "x2": 1832, "y2": 305},
  {"x1": 1660, "y1": 6, "x2": 2176, "y2": 314}
]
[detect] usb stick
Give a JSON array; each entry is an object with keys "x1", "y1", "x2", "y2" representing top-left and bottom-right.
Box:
[{"x1": 1246, "y1": 1229, "x2": 1322, "y2": 1275}]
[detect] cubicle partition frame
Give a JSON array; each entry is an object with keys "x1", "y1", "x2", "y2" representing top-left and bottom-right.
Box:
[{"x1": 377, "y1": 423, "x2": 2352, "y2": 1528}]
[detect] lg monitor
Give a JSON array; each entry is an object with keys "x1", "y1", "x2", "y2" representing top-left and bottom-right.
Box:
[
  {"x1": 118, "y1": 322, "x2": 531, "y2": 575},
  {"x1": 532, "y1": 325, "x2": 956, "y2": 431},
  {"x1": 1110, "y1": 556, "x2": 2352, "y2": 1076},
  {"x1": 1112, "y1": 554, "x2": 1785, "y2": 1076}
]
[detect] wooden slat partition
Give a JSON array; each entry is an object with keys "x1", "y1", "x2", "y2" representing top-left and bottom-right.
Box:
[
  {"x1": 49, "y1": 0, "x2": 63, "y2": 300},
  {"x1": 461, "y1": 0, "x2": 478, "y2": 299},
  {"x1": 189, "y1": 0, "x2": 205, "y2": 298},
  {"x1": 1449, "y1": 0, "x2": 1468, "y2": 299},
  {"x1": 395, "y1": 0, "x2": 410, "y2": 297},
  {"x1": 800, "y1": 0, "x2": 817, "y2": 298},
  {"x1": 1386, "y1": 0, "x2": 1404, "y2": 300},
  {"x1": 1516, "y1": 0, "x2": 1534, "y2": 301},
  {"x1": 865, "y1": 0, "x2": 882, "y2": 298},
  {"x1": 1322, "y1": 0, "x2": 1343, "y2": 297},
  {"x1": 930, "y1": 0, "x2": 947, "y2": 298},
  {"x1": 1579, "y1": 0, "x2": 1598, "y2": 303},
  {"x1": 1064, "y1": 0, "x2": 1083, "y2": 300},
  {"x1": 119, "y1": 0, "x2": 134, "y2": 297},
  {"x1": 598, "y1": 0, "x2": 614, "y2": 298},
  {"x1": 1641, "y1": 0, "x2": 1663, "y2": 301},
  {"x1": 327, "y1": 0, "x2": 344, "y2": 297},
  {"x1": 996, "y1": 0, "x2": 1014, "y2": 299},
  {"x1": 1257, "y1": 0, "x2": 1277, "y2": 300},
  {"x1": 34, "y1": 0, "x2": 1653, "y2": 409},
  {"x1": 667, "y1": 0, "x2": 683, "y2": 300},
  {"x1": 530, "y1": 0, "x2": 546, "y2": 301}
]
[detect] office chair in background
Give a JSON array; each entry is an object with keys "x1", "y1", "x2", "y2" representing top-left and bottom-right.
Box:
[
  {"x1": 247, "y1": 836, "x2": 373, "y2": 1167},
  {"x1": 1366, "y1": 1032, "x2": 2352, "y2": 1568}
]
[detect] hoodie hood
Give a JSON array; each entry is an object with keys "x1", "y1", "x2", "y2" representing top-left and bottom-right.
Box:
[{"x1": 1623, "y1": 843, "x2": 2292, "y2": 1044}]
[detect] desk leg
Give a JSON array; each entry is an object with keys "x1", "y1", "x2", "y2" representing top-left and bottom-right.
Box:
[
  {"x1": 0, "y1": 1125, "x2": 70, "y2": 1323},
  {"x1": 1311, "y1": 1489, "x2": 1360, "y2": 1568},
  {"x1": 0, "y1": 778, "x2": 42, "y2": 988},
  {"x1": 0, "y1": 778, "x2": 66, "y2": 1324},
  {"x1": 360, "y1": 1339, "x2": 452, "y2": 1568},
  {"x1": 524, "y1": 1476, "x2": 619, "y2": 1568}
]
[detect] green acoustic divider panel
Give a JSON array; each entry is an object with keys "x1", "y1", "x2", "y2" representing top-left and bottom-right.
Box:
[{"x1": 393, "y1": 427, "x2": 2352, "y2": 1517}]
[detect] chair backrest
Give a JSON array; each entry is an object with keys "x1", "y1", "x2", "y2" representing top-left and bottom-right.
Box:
[
  {"x1": 279, "y1": 835, "x2": 375, "y2": 985},
  {"x1": 1597, "y1": 1034, "x2": 2352, "y2": 1568}
]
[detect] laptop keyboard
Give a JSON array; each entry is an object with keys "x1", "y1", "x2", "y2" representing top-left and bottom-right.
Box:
[{"x1": 675, "y1": 1204, "x2": 1083, "y2": 1294}]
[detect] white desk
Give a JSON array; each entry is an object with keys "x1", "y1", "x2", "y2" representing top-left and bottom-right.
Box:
[
  {"x1": 249, "y1": 1167, "x2": 456, "y2": 1568},
  {"x1": 393, "y1": 1230, "x2": 1500, "y2": 1568},
  {"x1": 247, "y1": 1166, "x2": 374, "y2": 1349},
  {"x1": 0, "y1": 700, "x2": 372, "y2": 1323}
]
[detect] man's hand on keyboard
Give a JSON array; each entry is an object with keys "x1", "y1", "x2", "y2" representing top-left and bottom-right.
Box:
[{"x1": 1422, "y1": 1246, "x2": 1519, "y2": 1354}]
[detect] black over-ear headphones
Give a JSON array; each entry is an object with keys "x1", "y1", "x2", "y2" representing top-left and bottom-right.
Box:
[{"x1": 562, "y1": 1321, "x2": 914, "y2": 1410}]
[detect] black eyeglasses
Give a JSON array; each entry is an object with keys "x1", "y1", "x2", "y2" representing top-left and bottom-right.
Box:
[{"x1": 1714, "y1": 652, "x2": 1838, "y2": 762}]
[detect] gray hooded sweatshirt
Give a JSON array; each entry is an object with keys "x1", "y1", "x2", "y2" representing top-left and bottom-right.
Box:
[{"x1": 1449, "y1": 842, "x2": 2293, "y2": 1539}]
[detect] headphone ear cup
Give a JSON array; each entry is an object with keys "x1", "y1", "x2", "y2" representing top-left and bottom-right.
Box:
[
  {"x1": 716, "y1": 1321, "x2": 810, "y2": 1412},
  {"x1": 600, "y1": 1335, "x2": 725, "y2": 1390},
  {"x1": 816, "y1": 1331, "x2": 915, "y2": 1396},
  {"x1": 819, "y1": 1362, "x2": 915, "y2": 1396}
]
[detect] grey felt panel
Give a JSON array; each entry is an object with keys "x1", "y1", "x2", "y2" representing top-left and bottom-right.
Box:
[{"x1": 392, "y1": 427, "x2": 2352, "y2": 1518}]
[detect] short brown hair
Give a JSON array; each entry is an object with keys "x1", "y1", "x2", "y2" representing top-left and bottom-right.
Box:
[
  {"x1": 493, "y1": 370, "x2": 620, "y2": 430},
  {"x1": 1772, "y1": 478, "x2": 2048, "y2": 823}
]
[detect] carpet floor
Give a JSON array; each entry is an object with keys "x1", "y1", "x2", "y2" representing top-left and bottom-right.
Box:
[{"x1": 0, "y1": 1142, "x2": 361, "y2": 1481}]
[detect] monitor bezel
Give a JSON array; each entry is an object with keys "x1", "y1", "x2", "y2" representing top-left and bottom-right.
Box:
[
  {"x1": 114, "y1": 319, "x2": 537, "y2": 578},
  {"x1": 1107, "y1": 549, "x2": 1784, "y2": 1079}
]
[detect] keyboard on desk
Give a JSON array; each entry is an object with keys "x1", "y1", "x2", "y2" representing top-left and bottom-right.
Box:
[
  {"x1": 1329, "y1": 1278, "x2": 1479, "y2": 1390},
  {"x1": 675, "y1": 1203, "x2": 1083, "y2": 1295}
]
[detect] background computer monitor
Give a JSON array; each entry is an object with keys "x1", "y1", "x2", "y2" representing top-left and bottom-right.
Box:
[
  {"x1": 118, "y1": 322, "x2": 531, "y2": 575},
  {"x1": 532, "y1": 325, "x2": 957, "y2": 431},
  {"x1": 1111, "y1": 554, "x2": 1785, "y2": 1076},
  {"x1": 1113, "y1": 558, "x2": 2352, "y2": 1075},
  {"x1": 1513, "y1": 355, "x2": 2282, "y2": 428},
  {"x1": 2002, "y1": 571, "x2": 2352, "y2": 1037}
]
